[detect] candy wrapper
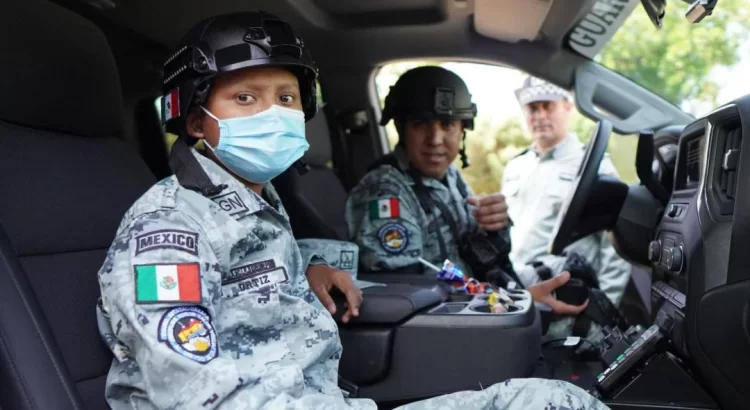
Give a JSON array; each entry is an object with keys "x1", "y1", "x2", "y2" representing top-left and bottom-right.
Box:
[
  {"x1": 427, "y1": 258, "x2": 493, "y2": 295},
  {"x1": 488, "y1": 289, "x2": 513, "y2": 313},
  {"x1": 435, "y1": 260, "x2": 466, "y2": 285}
]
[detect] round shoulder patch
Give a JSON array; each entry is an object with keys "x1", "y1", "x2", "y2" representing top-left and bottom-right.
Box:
[
  {"x1": 158, "y1": 306, "x2": 218, "y2": 363},
  {"x1": 377, "y1": 222, "x2": 409, "y2": 254}
]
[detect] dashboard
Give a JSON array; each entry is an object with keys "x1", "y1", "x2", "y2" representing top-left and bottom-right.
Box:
[{"x1": 641, "y1": 99, "x2": 750, "y2": 409}]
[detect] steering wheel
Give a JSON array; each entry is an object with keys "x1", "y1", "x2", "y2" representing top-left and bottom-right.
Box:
[{"x1": 548, "y1": 119, "x2": 613, "y2": 255}]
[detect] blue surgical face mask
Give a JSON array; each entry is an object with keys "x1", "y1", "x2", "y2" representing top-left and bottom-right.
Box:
[{"x1": 202, "y1": 105, "x2": 309, "y2": 184}]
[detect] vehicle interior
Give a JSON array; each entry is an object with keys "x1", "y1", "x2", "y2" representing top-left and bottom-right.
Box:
[{"x1": 1, "y1": 0, "x2": 748, "y2": 409}]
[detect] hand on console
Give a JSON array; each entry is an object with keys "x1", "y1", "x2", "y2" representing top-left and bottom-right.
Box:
[
  {"x1": 529, "y1": 271, "x2": 589, "y2": 315},
  {"x1": 306, "y1": 264, "x2": 363, "y2": 323}
]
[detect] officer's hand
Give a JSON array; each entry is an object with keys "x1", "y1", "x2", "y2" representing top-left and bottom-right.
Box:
[
  {"x1": 528, "y1": 271, "x2": 588, "y2": 315},
  {"x1": 466, "y1": 193, "x2": 509, "y2": 232},
  {"x1": 305, "y1": 264, "x2": 363, "y2": 323}
]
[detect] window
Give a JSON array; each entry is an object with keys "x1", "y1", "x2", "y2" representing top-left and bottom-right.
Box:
[
  {"x1": 373, "y1": 61, "x2": 639, "y2": 194},
  {"x1": 571, "y1": 1, "x2": 750, "y2": 117}
]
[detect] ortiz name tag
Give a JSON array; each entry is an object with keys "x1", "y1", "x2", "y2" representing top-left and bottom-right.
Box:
[{"x1": 226, "y1": 265, "x2": 289, "y2": 296}]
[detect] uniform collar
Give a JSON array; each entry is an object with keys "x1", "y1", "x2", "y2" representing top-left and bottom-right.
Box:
[
  {"x1": 532, "y1": 133, "x2": 582, "y2": 160},
  {"x1": 191, "y1": 149, "x2": 283, "y2": 215}
]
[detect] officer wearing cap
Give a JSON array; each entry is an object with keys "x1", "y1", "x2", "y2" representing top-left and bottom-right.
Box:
[
  {"x1": 96, "y1": 15, "x2": 609, "y2": 408},
  {"x1": 502, "y1": 76, "x2": 631, "y2": 309}
]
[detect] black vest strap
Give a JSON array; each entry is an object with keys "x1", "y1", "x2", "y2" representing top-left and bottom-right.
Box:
[{"x1": 169, "y1": 136, "x2": 227, "y2": 197}]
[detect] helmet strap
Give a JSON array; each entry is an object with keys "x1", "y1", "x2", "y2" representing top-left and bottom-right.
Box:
[{"x1": 460, "y1": 131, "x2": 470, "y2": 169}]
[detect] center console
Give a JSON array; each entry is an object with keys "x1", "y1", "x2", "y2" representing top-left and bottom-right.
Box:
[{"x1": 334, "y1": 279, "x2": 541, "y2": 404}]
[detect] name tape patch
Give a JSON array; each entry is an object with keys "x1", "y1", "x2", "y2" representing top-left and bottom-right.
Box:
[
  {"x1": 211, "y1": 190, "x2": 249, "y2": 217},
  {"x1": 158, "y1": 306, "x2": 218, "y2": 364},
  {"x1": 223, "y1": 259, "x2": 277, "y2": 286},
  {"x1": 135, "y1": 229, "x2": 198, "y2": 256},
  {"x1": 233, "y1": 266, "x2": 289, "y2": 293}
]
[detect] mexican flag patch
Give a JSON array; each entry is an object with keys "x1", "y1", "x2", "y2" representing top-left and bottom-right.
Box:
[
  {"x1": 369, "y1": 198, "x2": 400, "y2": 219},
  {"x1": 163, "y1": 88, "x2": 180, "y2": 121},
  {"x1": 135, "y1": 263, "x2": 201, "y2": 304}
]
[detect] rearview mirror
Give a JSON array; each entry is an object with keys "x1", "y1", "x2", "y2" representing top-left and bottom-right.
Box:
[{"x1": 640, "y1": 0, "x2": 667, "y2": 28}]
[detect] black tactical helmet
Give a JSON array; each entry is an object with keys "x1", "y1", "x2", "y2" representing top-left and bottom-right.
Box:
[
  {"x1": 380, "y1": 66, "x2": 477, "y2": 129},
  {"x1": 161, "y1": 11, "x2": 319, "y2": 135}
]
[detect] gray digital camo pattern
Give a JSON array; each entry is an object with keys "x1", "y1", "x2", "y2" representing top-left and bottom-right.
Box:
[
  {"x1": 97, "y1": 148, "x2": 609, "y2": 409},
  {"x1": 297, "y1": 238, "x2": 386, "y2": 289},
  {"x1": 96, "y1": 151, "x2": 375, "y2": 410},
  {"x1": 398, "y1": 378, "x2": 609, "y2": 410},
  {"x1": 297, "y1": 239, "x2": 359, "y2": 277},
  {"x1": 345, "y1": 146, "x2": 476, "y2": 275}
]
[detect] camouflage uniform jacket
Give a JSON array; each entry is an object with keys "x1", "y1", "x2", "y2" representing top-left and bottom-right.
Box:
[
  {"x1": 96, "y1": 150, "x2": 378, "y2": 410},
  {"x1": 345, "y1": 147, "x2": 477, "y2": 275}
]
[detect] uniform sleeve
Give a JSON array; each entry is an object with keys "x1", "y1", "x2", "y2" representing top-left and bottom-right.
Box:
[
  {"x1": 99, "y1": 209, "x2": 360, "y2": 410},
  {"x1": 594, "y1": 232, "x2": 632, "y2": 306},
  {"x1": 99, "y1": 209, "x2": 246, "y2": 409},
  {"x1": 298, "y1": 243, "x2": 329, "y2": 268},
  {"x1": 345, "y1": 170, "x2": 424, "y2": 272}
]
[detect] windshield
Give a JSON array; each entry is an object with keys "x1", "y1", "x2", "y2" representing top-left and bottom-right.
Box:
[{"x1": 569, "y1": 0, "x2": 750, "y2": 117}]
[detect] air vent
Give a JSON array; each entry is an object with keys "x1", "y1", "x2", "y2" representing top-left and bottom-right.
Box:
[
  {"x1": 684, "y1": 136, "x2": 703, "y2": 188},
  {"x1": 712, "y1": 123, "x2": 743, "y2": 215}
]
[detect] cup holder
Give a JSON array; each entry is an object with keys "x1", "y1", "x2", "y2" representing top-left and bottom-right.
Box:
[
  {"x1": 470, "y1": 304, "x2": 520, "y2": 313},
  {"x1": 430, "y1": 303, "x2": 469, "y2": 314},
  {"x1": 447, "y1": 293, "x2": 475, "y2": 302}
]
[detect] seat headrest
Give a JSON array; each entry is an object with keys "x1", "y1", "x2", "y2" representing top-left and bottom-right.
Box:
[
  {"x1": 0, "y1": 1, "x2": 123, "y2": 137},
  {"x1": 304, "y1": 110, "x2": 334, "y2": 166}
]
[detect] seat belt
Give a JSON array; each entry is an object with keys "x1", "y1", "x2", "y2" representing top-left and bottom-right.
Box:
[
  {"x1": 327, "y1": 107, "x2": 370, "y2": 191},
  {"x1": 169, "y1": 136, "x2": 227, "y2": 197}
]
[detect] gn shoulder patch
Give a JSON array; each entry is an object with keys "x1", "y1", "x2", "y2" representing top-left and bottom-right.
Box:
[
  {"x1": 211, "y1": 190, "x2": 249, "y2": 217},
  {"x1": 135, "y1": 229, "x2": 199, "y2": 256},
  {"x1": 378, "y1": 222, "x2": 409, "y2": 254},
  {"x1": 158, "y1": 306, "x2": 218, "y2": 364},
  {"x1": 369, "y1": 198, "x2": 400, "y2": 220}
]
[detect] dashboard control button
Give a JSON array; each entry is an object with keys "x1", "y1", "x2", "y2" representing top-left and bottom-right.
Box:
[
  {"x1": 667, "y1": 247, "x2": 683, "y2": 272},
  {"x1": 667, "y1": 204, "x2": 678, "y2": 217},
  {"x1": 648, "y1": 241, "x2": 661, "y2": 262}
]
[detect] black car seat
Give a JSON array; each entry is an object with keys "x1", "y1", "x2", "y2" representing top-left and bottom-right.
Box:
[
  {"x1": 273, "y1": 106, "x2": 350, "y2": 240},
  {"x1": 0, "y1": 1, "x2": 156, "y2": 409}
]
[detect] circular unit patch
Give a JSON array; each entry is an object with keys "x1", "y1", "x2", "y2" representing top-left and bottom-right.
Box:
[
  {"x1": 158, "y1": 306, "x2": 218, "y2": 363},
  {"x1": 377, "y1": 222, "x2": 409, "y2": 254}
]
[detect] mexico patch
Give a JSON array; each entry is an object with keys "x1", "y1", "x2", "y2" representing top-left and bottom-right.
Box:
[
  {"x1": 135, "y1": 263, "x2": 201, "y2": 304},
  {"x1": 135, "y1": 229, "x2": 199, "y2": 256},
  {"x1": 158, "y1": 306, "x2": 218, "y2": 364},
  {"x1": 378, "y1": 222, "x2": 408, "y2": 254},
  {"x1": 369, "y1": 198, "x2": 400, "y2": 219}
]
